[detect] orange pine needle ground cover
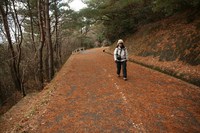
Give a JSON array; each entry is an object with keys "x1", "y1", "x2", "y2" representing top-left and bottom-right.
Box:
[{"x1": 0, "y1": 48, "x2": 199, "y2": 132}]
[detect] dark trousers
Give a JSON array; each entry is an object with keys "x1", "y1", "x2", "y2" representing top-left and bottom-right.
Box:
[{"x1": 116, "y1": 61, "x2": 127, "y2": 78}]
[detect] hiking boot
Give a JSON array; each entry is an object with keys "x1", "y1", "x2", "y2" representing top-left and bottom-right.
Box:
[{"x1": 123, "y1": 77, "x2": 127, "y2": 81}]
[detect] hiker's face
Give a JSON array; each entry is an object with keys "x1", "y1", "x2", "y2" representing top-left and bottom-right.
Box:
[{"x1": 119, "y1": 43, "x2": 123, "y2": 47}]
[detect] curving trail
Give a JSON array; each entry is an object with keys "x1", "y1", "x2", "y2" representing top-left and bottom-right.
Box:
[{"x1": 1, "y1": 47, "x2": 200, "y2": 132}]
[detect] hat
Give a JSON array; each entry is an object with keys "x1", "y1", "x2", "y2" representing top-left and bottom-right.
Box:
[{"x1": 117, "y1": 39, "x2": 124, "y2": 44}]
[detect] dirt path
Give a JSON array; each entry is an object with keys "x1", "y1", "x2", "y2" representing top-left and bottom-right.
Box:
[{"x1": 1, "y1": 47, "x2": 200, "y2": 132}]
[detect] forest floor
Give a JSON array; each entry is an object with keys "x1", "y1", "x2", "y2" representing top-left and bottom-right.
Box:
[{"x1": 0, "y1": 47, "x2": 200, "y2": 133}]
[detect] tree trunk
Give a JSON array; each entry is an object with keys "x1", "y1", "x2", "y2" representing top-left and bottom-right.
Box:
[
  {"x1": 38, "y1": 0, "x2": 45, "y2": 87},
  {"x1": 53, "y1": 0, "x2": 62, "y2": 68},
  {"x1": 54, "y1": 0, "x2": 59, "y2": 68},
  {"x1": 45, "y1": 0, "x2": 54, "y2": 80},
  {"x1": 11, "y1": 0, "x2": 25, "y2": 96},
  {"x1": 27, "y1": 0, "x2": 36, "y2": 52}
]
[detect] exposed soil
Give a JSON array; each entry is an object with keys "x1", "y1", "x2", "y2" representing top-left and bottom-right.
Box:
[{"x1": 0, "y1": 47, "x2": 199, "y2": 132}]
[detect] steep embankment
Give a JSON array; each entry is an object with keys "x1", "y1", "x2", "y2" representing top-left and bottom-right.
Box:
[{"x1": 109, "y1": 11, "x2": 200, "y2": 86}]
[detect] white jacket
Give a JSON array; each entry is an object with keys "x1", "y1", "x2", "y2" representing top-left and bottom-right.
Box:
[{"x1": 114, "y1": 47, "x2": 128, "y2": 62}]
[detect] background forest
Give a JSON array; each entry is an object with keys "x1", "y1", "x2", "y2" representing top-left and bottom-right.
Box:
[{"x1": 0, "y1": 0, "x2": 200, "y2": 114}]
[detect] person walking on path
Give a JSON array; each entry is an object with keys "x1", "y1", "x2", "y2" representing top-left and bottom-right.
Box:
[{"x1": 114, "y1": 39, "x2": 128, "y2": 81}]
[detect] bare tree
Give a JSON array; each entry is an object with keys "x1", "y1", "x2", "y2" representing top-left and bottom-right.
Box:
[
  {"x1": 11, "y1": 0, "x2": 25, "y2": 96},
  {"x1": 0, "y1": 1, "x2": 23, "y2": 95}
]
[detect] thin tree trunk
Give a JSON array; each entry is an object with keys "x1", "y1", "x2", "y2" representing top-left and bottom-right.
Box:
[
  {"x1": 38, "y1": 0, "x2": 45, "y2": 87},
  {"x1": 27, "y1": 0, "x2": 36, "y2": 52},
  {"x1": 54, "y1": 0, "x2": 59, "y2": 67},
  {"x1": 0, "y1": 4, "x2": 21, "y2": 92},
  {"x1": 45, "y1": 0, "x2": 54, "y2": 80},
  {"x1": 11, "y1": 0, "x2": 25, "y2": 96},
  {"x1": 53, "y1": 0, "x2": 61, "y2": 68},
  {"x1": 59, "y1": 39, "x2": 62, "y2": 64}
]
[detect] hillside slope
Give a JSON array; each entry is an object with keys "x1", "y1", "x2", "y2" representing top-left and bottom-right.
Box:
[{"x1": 109, "y1": 11, "x2": 200, "y2": 86}]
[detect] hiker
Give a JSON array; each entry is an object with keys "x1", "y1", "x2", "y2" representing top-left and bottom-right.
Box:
[{"x1": 114, "y1": 39, "x2": 128, "y2": 81}]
